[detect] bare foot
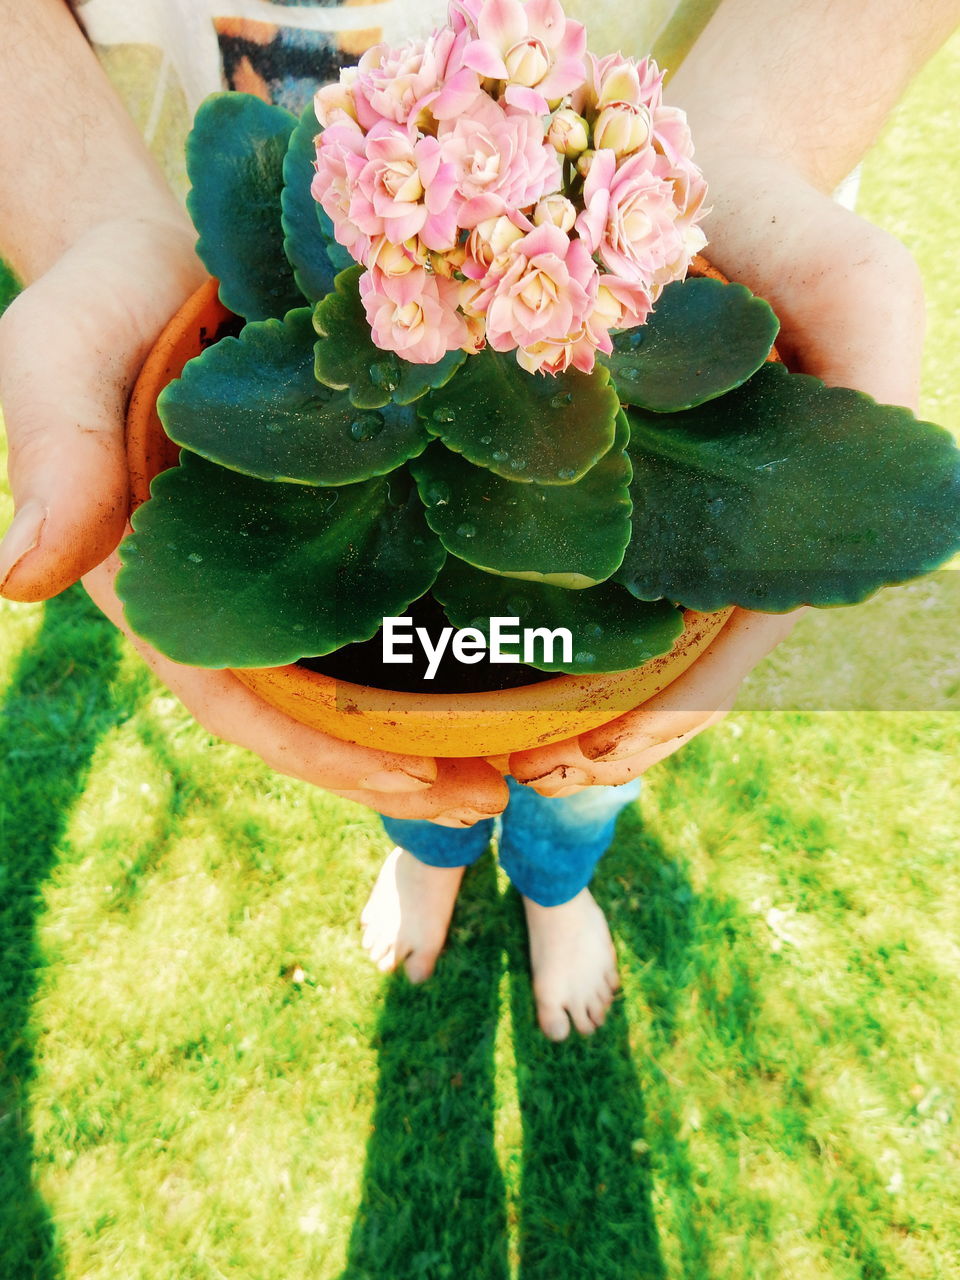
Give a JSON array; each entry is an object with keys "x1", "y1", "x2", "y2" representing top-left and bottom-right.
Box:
[
  {"x1": 360, "y1": 846, "x2": 466, "y2": 983},
  {"x1": 522, "y1": 889, "x2": 620, "y2": 1041}
]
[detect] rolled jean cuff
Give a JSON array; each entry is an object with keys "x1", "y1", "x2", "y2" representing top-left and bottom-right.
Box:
[
  {"x1": 497, "y1": 777, "x2": 641, "y2": 907},
  {"x1": 380, "y1": 813, "x2": 496, "y2": 869}
]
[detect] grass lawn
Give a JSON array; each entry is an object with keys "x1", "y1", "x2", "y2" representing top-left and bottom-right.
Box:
[{"x1": 1, "y1": 32, "x2": 959, "y2": 1280}]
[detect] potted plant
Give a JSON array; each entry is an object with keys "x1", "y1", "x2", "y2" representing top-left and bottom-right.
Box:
[{"x1": 117, "y1": 0, "x2": 960, "y2": 761}]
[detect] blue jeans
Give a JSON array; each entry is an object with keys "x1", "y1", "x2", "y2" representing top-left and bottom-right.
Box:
[{"x1": 381, "y1": 777, "x2": 641, "y2": 908}]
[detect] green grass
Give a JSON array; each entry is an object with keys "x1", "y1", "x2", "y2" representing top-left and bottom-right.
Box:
[{"x1": 1, "y1": 32, "x2": 959, "y2": 1280}]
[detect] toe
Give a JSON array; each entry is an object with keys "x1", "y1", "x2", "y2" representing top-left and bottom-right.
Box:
[
  {"x1": 569, "y1": 1002, "x2": 597, "y2": 1037},
  {"x1": 538, "y1": 1003, "x2": 572, "y2": 1042},
  {"x1": 404, "y1": 949, "x2": 439, "y2": 984},
  {"x1": 586, "y1": 995, "x2": 609, "y2": 1028}
]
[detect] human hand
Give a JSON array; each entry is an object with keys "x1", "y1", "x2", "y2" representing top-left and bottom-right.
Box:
[
  {"x1": 510, "y1": 607, "x2": 803, "y2": 795},
  {"x1": 0, "y1": 217, "x2": 507, "y2": 822},
  {"x1": 0, "y1": 215, "x2": 209, "y2": 599},
  {"x1": 511, "y1": 146, "x2": 926, "y2": 796},
  {"x1": 83, "y1": 546, "x2": 508, "y2": 824}
]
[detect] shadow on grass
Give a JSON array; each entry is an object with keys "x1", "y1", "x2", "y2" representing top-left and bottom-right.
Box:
[
  {"x1": 341, "y1": 798, "x2": 768, "y2": 1280},
  {"x1": 340, "y1": 853, "x2": 510, "y2": 1280},
  {"x1": 0, "y1": 588, "x2": 123, "y2": 1280}
]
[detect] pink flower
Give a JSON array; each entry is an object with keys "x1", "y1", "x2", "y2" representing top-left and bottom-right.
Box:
[
  {"x1": 583, "y1": 275, "x2": 653, "y2": 359},
  {"x1": 438, "y1": 95, "x2": 561, "y2": 227},
  {"x1": 576, "y1": 148, "x2": 690, "y2": 290},
  {"x1": 477, "y1": 222, "x2": 598, "y2": 355},
  {"x1": 360, "y1": 268, "x2": 468, "y2": 364},
  {"x1": 349, "y1": 122, "x2": 461, "y2": 252},
  {"x1": 458, "y1": 0, "x2": 587, "y2": 114},
  {"x1": 572, "y1": 51, "x2": 663, "y2": 118},
  {"x1": 447, "y1": 0, "x2": 485, "y2": 36},
  {"x1": 516, "y1": 327, "x2": 597, "y2": 375},
  {"x1": 314, "y1": 74, "x2": 359, "y2": 128},
  {"x1": 311, "y1": 119, "x2": 371, "y2": 263},
  {"x1": 351, "y1": 29, "x2": 479, "y2": 131},
  {"x1": 462, "y1": 211, "x2": 531, "y2": 280}
]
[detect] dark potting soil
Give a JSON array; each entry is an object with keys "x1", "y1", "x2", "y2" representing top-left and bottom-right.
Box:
[{"x1": 297, "y1": 593, "x2": 556, "y2": 695}]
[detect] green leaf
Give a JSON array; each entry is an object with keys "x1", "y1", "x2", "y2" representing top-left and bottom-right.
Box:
[
  {"x1": 617, "y1": 362, "x2": 960, "y2": 612},
  {"x1": 602, "y1": 277, "x2": 779, "y2": 412},
  {"x1": 116, "y1": 454, "x2": 445, "y2": 668},
  {"x1": 158, "y1": 309, "x2": 428, "y2": 486},
  {"x1": 187, "y1": 93, "x2": 303, "y2": 321},
  {"x1": 433, "y1": 558, "x2": 684, "y2": 674},
  {"x1": 281, "y1": 103, "x2": 353, "y2": 303},
  {"x1": 314, "y1": 267, "x2": 466, "y2": 409},
  {"x1": 410, "y1": 411, "x2": 633, "y2": 587},
  {"x1": 421, "y1": 347, "x2": 620, "y2": 484}
]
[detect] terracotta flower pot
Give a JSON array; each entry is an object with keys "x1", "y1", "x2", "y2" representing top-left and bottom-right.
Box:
[{"x1": 125, "y1": 267, "x2": 737, "y2": 759}]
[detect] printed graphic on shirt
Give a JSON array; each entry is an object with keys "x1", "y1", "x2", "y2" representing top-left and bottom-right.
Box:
[{"x1": 215, "y1": 16, "x2": 381, "y2": 115}]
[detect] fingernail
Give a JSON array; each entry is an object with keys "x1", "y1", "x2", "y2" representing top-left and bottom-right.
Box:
[
  {"x1": 588, "y1": 737, "x2": 656, "y2": 763},
  {"x1": 358, "y1": 770, "x2": 433, "y2": 794},
  {"x1": 0, "y1": 500, "x2": 47, "y2": 594},
  {"x1": 528, "y1": 765, "x2": 591, "y2": 789},
  {"x1": 436, "y1": 810, "x2": 485, "y2": 827}
]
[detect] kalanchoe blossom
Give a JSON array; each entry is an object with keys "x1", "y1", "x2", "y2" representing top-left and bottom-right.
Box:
[
  {"x1": 447, "y1": 0, "x2": 485, "y2": 36},
  {"x1": 477, "y1": 221, "x2": 598, "y2": 359},
  {"x1": 546, "y1": 107, "x2": 589, "y2": 157},
  {"x1": 593, "y1": 102, "x2": 652, "y2": 159},
  {"x1": 310, "y1": 119, "x2": 371, "y2": 261},
  {"x1": 314, "y1": 73, "x2": 359, "y2": 128},
  {"x1": 351, "y1": 29, "x2": 479, "y2": 131},
  {"x1": 533, "y1": 193, "x2": 577, "y2": 233},
  {"x1": 459, "y1": 0, "x2": 587, "y2": 114},
  {"x1": 311, "y1": 0, "x2": 706, "y2": 374},
  {"x1": 462, "y1": 211, "x2": 532, "y2": 280},
  {"x1": 360, "y1": 267, "x2": 469, "y2": 363},
  {"x1": 439, "y1": 94, "x2": 562, "y2": 227},
  {"x1": 368, "y1": 234, "x2": 431, "y2": 277},
  {"x1": 350, "y1": 122, "x2": 461, "y2": 251},
  {"x1": 572, "y1": 51, "x2": 663, "y2": 117},
  {"x1": 576, "y1": 147, "x2": 692, "y2": 292}
]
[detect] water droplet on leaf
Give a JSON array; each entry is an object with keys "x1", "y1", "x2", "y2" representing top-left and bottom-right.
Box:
[
  {"x1": 432, "y1": 405, "x2": 457, "y2": 424},
  {"x1": 350, "y1": 412, "x2": 385, "y2": 441},
  {"x1": 369, "y1": 360, "x2": 400, "y2": 391},
  {"x1": 574, "y1": 650, "x2": 596, "y2": 666},
  {"x1": 187, "y1": 552, "x2": 203, "y2": 564},
  {"x1": 425, "y1": 480, "x2": 451, "y2": 507},
  {"x1": 456, "y1": 522, "x2": 477, "y2": 539},
  {"x1": 491, "y1": 449, "x2": 509, "y2": 463},
  {"x1": 557, "y1": 467, "x2": 576, "y2": 480},
  {"x1": 550, "y1": 392, "x2": 573, "y2": 409}
]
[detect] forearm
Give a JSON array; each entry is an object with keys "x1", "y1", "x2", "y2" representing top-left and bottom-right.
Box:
[
  {"x1": 669, "y1": 0, "x2": 960, "y2": 190},
  {"x1": 0, "y1": 0, "x2": 191, "y2": 282}
]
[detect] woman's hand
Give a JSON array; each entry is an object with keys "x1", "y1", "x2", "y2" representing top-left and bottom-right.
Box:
[
  {"x1": 511, "y1": 147, "x2": 927, "y2": 796},
  {"x1": 0, "y1": 217, "x2": 508, "y2": 822}
]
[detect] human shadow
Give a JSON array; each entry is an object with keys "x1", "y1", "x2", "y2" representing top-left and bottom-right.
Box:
[
  {"x1": 339, "y1": 851, "x2": 510, "y2": 1280},
  {"x1": 340, "y1": 742, "x2": 785, "y2": 1280},
  {"x1": 0, "y1": 588, "x2": 123, "y2": 1280},
  {"x1": 505, "y1": 873, "x2": 667, "y2": 1280}
]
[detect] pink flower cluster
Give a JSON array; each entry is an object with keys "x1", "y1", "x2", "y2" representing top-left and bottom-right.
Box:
[{"x1": 311, "y1": 0, "x2": 707, "y2": 374}]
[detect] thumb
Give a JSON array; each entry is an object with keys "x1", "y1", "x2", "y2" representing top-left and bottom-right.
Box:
[{"x1": 0, "y1": 220, "x2": 203, "y2": 602}]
